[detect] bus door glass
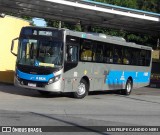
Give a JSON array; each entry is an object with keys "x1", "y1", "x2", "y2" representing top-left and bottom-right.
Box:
[{"x1": 64, "y1": 36, "x2": 79, "y2": 72}]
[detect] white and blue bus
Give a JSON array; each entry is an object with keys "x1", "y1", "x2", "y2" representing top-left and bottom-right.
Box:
[{"x1": 11, "y1": 26, "x2": 152, "y2": 98}]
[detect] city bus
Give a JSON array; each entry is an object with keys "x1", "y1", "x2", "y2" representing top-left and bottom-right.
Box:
[{"x1": 11, "y1": 26, "x2": 152, "y2": 98}]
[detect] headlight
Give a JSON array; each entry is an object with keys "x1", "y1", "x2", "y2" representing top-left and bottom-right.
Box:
[
  {"x1": 16, "y1": 73, "x2": 20, "y2": 81},
  {"x1": 48, "y1": 75, "x2": 61, "y2": 84}
]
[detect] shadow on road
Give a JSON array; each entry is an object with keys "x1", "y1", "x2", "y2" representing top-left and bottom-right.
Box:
[
  {"x1": 31, "y1": 112, "x2": 109, "y2": 135},
  {"x1": 0, "y1": 83, "x2": 119, "y2": 99},
  {"x1": 0, "y1": 83, "x2": 72, "y2": 99},
  {"x1": 115, "y1": 94, "x2": 160, "y2": 105},
  {"x1": 1, "y1": 83, "x2": 160, "y2": 101}
]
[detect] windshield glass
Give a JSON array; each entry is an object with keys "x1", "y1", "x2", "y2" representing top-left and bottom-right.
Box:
[{"x1": 17, "y1": 38, "x2": 63, "y2": 68}]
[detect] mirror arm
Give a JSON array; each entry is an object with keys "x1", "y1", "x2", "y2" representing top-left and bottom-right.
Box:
[
  {"x1": 11, "y1": 52, "x2": 17, "y2": 56},
  {"x1": 11, "y1": 37, "x2": 19, "y2": 56}
]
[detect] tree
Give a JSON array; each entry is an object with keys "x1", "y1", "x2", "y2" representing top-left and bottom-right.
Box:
[
  {"x1": 97, "y1": 0, "x2": 138, "y2": 9},
  {"x1": 46, "y1": 19, "x2": 82, "y2": 31},
  {"x1": 95, "y1": 0, "x2": 159, "y2": 13}
]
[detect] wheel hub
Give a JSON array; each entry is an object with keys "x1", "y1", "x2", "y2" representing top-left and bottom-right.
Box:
[
  {"x1": 77, "y1": 83, "x2": 86, "y2": 95},
  {"x1": 127, "y1": 83, "x2": 131, "y2": 93}
]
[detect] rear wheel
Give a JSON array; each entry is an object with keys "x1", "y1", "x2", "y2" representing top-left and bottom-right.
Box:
[
  {"x1": 121, "y1": 79, "x2": 132, "y2": 95},
  {"x1": 73, "y1": 79, "x2": 88, "y2": 99}
]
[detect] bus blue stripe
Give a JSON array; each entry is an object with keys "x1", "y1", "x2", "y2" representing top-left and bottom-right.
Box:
[
  {"x1": 16, "y1": 70, "x2": 54, "y2": 82},
  {"x1": 106, "y1": 70, "x2": 150, "y2": 85}
]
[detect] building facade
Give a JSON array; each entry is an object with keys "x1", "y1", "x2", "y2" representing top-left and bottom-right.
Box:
[{"x1": 0, "y1": 15, "x2": 30, "y2": 83}]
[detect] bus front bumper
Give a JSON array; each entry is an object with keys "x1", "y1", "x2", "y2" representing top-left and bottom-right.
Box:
[{"x1": 14, "y1": 77, "x2": 64, "y2": 93}]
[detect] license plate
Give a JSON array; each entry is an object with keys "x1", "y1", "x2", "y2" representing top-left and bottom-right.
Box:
[{"x1": 28, "y1": 83, "x2": 36, "y2": 87}]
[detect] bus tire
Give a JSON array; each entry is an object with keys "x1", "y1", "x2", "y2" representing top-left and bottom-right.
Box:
[
  {"x1": 73, "y1": 79, "x2": 88, "y2": 99},
  {"x1": 121, "y1": 79, "x2": 132, "y2": 95},
  {"x1": 38, "y1": 90, "x2": 51, "y2": 96}
]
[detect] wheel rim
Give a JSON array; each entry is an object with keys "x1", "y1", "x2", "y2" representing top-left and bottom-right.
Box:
[
  {"x1": 77, "y1": 83, "x2": 86, "y2": 96},
  {"x1": 126, "y1": 82, "x2": 132, "y2": 93}
]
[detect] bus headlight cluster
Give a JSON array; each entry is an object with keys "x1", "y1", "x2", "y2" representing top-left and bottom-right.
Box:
[
  {"x1": 48, "y1": 75, "x2": 61, "y2": 84},
  {"x1": 16, "y1": 73, "x2": 20, "y2": 81}
]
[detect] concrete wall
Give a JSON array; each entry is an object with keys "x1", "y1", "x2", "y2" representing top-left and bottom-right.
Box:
[{"x1": 0, "y1": 15, "x2": 30, "y2": 83}]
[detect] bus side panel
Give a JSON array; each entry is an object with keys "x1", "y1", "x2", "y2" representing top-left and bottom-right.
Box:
[
  {"x1": 103, "y1": 64, "x2": 126, "y2": 90},
  {"x1": 105, "y1": 70, "x2": 150, "y2": 89},
  {"x1": 63, "y1": 62, "x2": 151, "y2": 92},
  {"x1": 63, "y1": 62, "x2": 95, "y2": 92},
  {"x1": 103, "y1": 65, "x2": 151, "y2": 90},
  {"x1": 63, "y1": 62, "x2": 108, "y2": 92}
]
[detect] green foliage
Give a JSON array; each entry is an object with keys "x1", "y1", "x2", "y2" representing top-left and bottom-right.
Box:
[
  {"x1": 46, "y1": 20, "x2": 82, "y2": 31},
  {"x1": 8, "y1": 13, "x2": 32, "y2": 21},
  {"x1": 95, "y1": 0, "x2": 159, "y2": 13},
  {"x1": 92, "y1": 26, "x2": 157, "y2": 48},
  {"x1": 137, "y1": 0, "x2": 159, "y2": 13},
  {"x1": 96, "y1": 0, "x2": 138, "y2": 9}
]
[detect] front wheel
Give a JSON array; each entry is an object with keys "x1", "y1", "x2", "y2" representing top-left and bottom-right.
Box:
[
  {"x1": 121, "y1": 79, "x2": 132, "y2": 95},
  {"x1": 73, "y1": 79, "x2": 88, "y2": 99}
]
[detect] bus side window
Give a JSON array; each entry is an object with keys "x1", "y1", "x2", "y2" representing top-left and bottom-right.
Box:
[
  {"x1": 131, "y1": 48, "x2": 140, "y2": 66},
  {"x1": 66, "y1": 45, "x2": 78, "y2": 62},
  {"x1": 140, "y1": 50, "x2": 146, "y2": 66},
  {"x1": 103, "y1": 44, "x2": 113, "y2": 63},
  {"x1": 95, "y1": 42, "x2": 103, "y2": 63},
  {"x1": 123, "y1": 47, "x2": 130, "y2": 65},
  {"x1": 113, "y1": 46, "x2": 122, "y2": 64},
  {"x1": 146, "y1": 50, "x2": 151, "y2": 66},
  {"x1": 80, "y1": 39, "x2": 93, "y2": 61}
]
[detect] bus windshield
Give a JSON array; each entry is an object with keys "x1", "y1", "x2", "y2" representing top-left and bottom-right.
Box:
[{"x1": 17, "y1": 38, "x2": 63, "y2": 68}]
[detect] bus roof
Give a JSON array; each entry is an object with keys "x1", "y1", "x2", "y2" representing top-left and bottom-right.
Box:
[
  {"x1": 66, "y1": 29, "x2": 152, "y2": 50},
  {"x1": 22, "y1": 26, "x2": 152, "y2": 50}
]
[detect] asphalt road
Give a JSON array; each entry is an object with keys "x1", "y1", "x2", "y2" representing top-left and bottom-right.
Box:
[{"x1": 0, "y1": 84, "x2": 160, "y2": 135}]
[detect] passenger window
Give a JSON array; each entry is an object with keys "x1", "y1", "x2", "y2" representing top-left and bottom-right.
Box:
[
  {"x1": 146, "y1": 50, "x2": 151, "y2": 66},
  {"x1": 140, "y1": 50, "x2": 146, "y2": 66},
  {"x1": 132, "y1": 48, "x2": 140, "y2": 65},
  {"x1": 123, "y1": 47, "x2": 130, "y2": 65},
  {"x1": 95, "y1": 42, "x2": 103, "y2": 63},
  {"x1": 113, "y1": 46, "x2": 122, "y2": 64},
  {"x1": 80, "y1": 39, "x2": 93, "y2": 61},
  {"x1": 103, "y1": 44, "x2": 113, "y2": 63}
]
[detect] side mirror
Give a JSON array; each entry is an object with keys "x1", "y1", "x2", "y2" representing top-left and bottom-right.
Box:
[{"x1": 11, "y1": 38, "x2": 19, "y2": 56}]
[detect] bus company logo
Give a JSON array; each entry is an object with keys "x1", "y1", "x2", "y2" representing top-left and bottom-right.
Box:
[
  {"x1": 36, "y1": 77, "x2": 46, "y2": 81},
  {"x1": 144, "y1": 72, "x2": 149, "y2": 76},
  {"x1": 34, "y1": 60, "x2": 39, "y2": 66},
  {"x1": 30, "y1": 77, "x2": 35, "y2": 80},
  {"x1": 120, "y1": 71, "x2": 125, "y2": 81}
]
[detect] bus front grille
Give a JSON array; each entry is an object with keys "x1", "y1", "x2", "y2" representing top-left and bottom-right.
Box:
[{"x1": 19, "y1": 78, "x2": 48, "y2": 88}]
